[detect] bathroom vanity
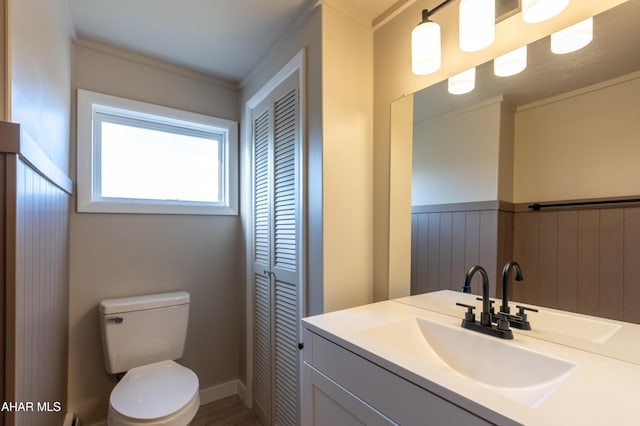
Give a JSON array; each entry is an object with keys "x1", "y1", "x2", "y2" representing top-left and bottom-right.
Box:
[{"x1": 302, "y1": 292, "x2": 640, "y2": 425}]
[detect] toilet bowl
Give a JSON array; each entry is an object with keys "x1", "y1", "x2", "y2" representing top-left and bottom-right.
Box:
[
  {"x1": 108, "y1": 361, "x2": 200, "y2": 426},
  {"x1": 99, "y1": 292, "x2": 200, "y2": 426}
]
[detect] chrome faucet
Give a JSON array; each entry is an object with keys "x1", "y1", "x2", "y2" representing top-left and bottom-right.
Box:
[
  {"x1": 500, "y1": 261, "x2": 523, "y2": 315},
  {"x1": 456, "y1": 265, "x2": 513, "y2": 339}
]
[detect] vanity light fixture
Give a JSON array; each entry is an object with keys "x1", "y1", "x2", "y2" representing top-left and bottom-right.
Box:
[
  {"x1": 412, "y1": 9, "x2": 443, "y2": 75},
  {"x1": 412, "y1": 0, "x2": 572, "y2": 75},
  {"x1": 412, "y1": 0, "x2": 460, "y2": 75},
  {"x1": 412, "y1": 0, "x2": 495, "y2": 74},
  {"x1": 522, "y1": 0, "x2": 569, "y2": 24},
  {"x1": 459, "y1": 0, "x2": 496, "y2": 52},
  {"x1": 448, "y1": 67, "x2": 476, "y2": 94},
  {"x1": 494, "y1": 45, "x2": 527, "y2": 77},
  {"x1": 551, "y1": 17, "x2": 593, "y2": 54}
]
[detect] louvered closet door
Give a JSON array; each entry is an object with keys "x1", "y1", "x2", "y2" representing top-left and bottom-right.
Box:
[
  {"x1": 253, "y1": 105, "x2": 273, "y2": 424},
  {"x1": 252, "y1": 71, "x2": 302, "y2": 426}
]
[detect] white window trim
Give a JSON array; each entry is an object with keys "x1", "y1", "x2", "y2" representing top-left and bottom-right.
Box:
[{"x1": 77, "y1": 89, "x2": 238, "y2": 215}]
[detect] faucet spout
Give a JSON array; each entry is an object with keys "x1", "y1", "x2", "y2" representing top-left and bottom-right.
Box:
[
  {"x1": 501, "y1": 261, "x2": 524, "y2": 314},
  {"x1": 457, "y1": 265, "x2": 514, "y2": 339},
  {"x1": 463, "y1": 265, "x2": 491, "y2": 326}
]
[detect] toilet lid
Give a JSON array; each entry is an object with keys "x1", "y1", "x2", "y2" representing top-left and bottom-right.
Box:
[{"x1": 110, "y1": 360, "x2": 199, "y2": 420}]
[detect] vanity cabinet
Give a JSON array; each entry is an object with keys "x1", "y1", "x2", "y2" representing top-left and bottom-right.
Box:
[
  {"x1": 302, "y1": 329, "x2": 493, "y2": 426},
  {"x1": 302, "y1": 297, "x2": 640, "y2": 425}
]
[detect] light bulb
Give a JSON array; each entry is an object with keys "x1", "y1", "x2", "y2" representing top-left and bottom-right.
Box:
[
  {"x1": 412, "y1": 19, "x2": 441, "y2": 75},
  {"x1": 448, "y1": 67, "x2": 476, "y2": 95},
  {"x1": 459, "y1": 0, "x2": 495, "y2": 52},
  {"x1": 522, "y1": 0, "x2": 569, "y2": 24},
  {"x1": 494, "y1": 46, "x2": 527, "y2": 77},
  {"x1": 551, "y1": 17, "x2": 593, "y2": 54}
]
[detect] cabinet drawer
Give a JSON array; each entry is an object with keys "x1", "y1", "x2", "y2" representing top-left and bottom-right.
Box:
[{"x1": 303, "y1": 330, "x2": 493, "y2": 426}]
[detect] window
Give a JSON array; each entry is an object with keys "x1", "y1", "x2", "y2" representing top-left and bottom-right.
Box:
[{"x1": 77, "y1": 89, "x2": 238, "y2": 215}]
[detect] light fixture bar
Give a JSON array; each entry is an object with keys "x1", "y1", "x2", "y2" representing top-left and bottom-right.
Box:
[{"x1": 425, "y1": 0, "x2": 456, "y2": 18}]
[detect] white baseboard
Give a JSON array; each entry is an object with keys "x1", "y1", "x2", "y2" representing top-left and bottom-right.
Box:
[
  {"x1": 199, "y1": 379, "x2": 243, "y2": 406},
  {"x1": 63, "y1": 413, "x2": 82, "y2": 426},
  {"x1": 236, "y1": 380, "x2": 250, "y2": 407}
]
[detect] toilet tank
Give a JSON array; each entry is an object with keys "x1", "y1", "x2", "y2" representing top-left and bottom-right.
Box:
[{"x1": 100, "y1": 291, "x2": 190, "y2": 374}]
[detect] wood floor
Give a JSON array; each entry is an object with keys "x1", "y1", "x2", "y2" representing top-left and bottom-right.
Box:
[{"x1": 192, "y1": 395, "x2": 262, "y2": 426}]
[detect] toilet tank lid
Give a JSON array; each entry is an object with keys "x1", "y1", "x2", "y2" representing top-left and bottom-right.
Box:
[{"x1": 100, "y1": 291, "x2": 190, "y2": 315}]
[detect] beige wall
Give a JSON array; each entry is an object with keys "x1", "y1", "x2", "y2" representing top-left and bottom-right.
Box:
[
  {"x1": 0, "y1": 0, "x2": 5, "y2": 121},
  {"x1": 321, "y1": 3, "x2": 374, "y2": 312},
  {"x1": 374, "y1": 0, "x2": 628, "y2": 300},
  {"x1": 410, "y1": 97, "x2": 516, "y2": 206},
  {"x1": 9, "y1": 0, "x2": 73, "y2": 172},
  {"x1": 412, "y1": 100, "x2": 502, "y2": 205},
  {"x1": 514, "y1": 72, "x2": 640, "y2": 203},
  {"x1": 498, "y1": 101, "x2": 515, "y2": 202},
  {"x1": 68, "y1": 41, "x2": 240, "y2": 424}
]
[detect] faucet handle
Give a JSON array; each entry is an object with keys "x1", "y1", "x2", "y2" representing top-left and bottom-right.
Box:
[
  {"x1": 515, "y1": 305, "x2": 538, "y2": 321},
  {"x1": 475, "y1": 297, "x2": 495, "y2": 314},
  {"x1": 456, "y1": 302, "x2": 476, "y2": 322},
  {"x1": 497, "y1": 312, "x2": 511, "y2": 331}
]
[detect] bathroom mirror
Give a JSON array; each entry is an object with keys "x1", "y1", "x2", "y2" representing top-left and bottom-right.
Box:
[{"x1": 392, "y1": 0, "x2": 640, "y2": 364}]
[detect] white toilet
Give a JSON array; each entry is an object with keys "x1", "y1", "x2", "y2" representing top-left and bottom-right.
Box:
[{"x1": 100, "y1": 291, "x2": 200, "y2": 425}]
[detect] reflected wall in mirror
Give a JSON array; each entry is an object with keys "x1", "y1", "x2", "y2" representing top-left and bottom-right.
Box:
[{"x1": 402, "y1": 1, "x2": 640, "y2": 324}]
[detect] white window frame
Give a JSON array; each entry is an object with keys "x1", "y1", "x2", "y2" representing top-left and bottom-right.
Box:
[{"x1": 77, "y1": 89, "x2": 238, "y2": 215}]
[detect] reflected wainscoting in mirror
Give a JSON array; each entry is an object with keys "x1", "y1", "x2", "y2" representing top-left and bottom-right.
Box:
[
  {"x1": 411, "y1": 199, "x2": 640, "y2": 324},
  {"x1": 407, "y1": 0, "x2": 640, "y2": 324}
]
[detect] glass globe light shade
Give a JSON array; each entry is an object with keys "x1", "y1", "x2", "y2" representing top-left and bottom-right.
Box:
[
  {"x1": 448, "y1": 67, "x2": 476, "y2": 95},
  {"x1": 551, "y1": 17, "x2": 593, "y2": 54},
  {"x1": 459, "y1": 0, "x2": 496, "y2": 52},
  {"x1": 494, "y1": 45, "x2": 527, "y2": 77},
  {"x1": 412, "y1": 19, "x2": 441, "y2": 75}
]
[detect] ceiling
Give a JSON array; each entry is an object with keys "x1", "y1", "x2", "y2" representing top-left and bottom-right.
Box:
[{"x1": 67, "y1": 0, "x2": 398, "y2": 83}]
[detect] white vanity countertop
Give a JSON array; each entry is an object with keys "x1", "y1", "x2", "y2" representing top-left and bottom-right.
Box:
[
  {"x1": 395, "y1": 290, "x2": 640, "y2": 365},
  {"x1": 303, "y1": 300, "x2": 640, "y2": 425}
]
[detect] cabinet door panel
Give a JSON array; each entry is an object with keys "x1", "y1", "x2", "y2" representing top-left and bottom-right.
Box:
[{"x1": 303, "y1": 364, "x2": 397, "y2": 426}]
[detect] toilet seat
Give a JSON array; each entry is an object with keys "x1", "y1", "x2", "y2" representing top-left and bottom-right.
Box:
[{"x1": 109, "y1": 360, "x2": 199, "y2": 425}]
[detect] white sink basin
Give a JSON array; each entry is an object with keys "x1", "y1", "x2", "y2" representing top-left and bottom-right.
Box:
[
  {"x1": 395, "y1": 291, "x2": 622, "y2": 344},
  {"x1": 362, "y1": 317, "x2": 577, "y2": 407}
]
